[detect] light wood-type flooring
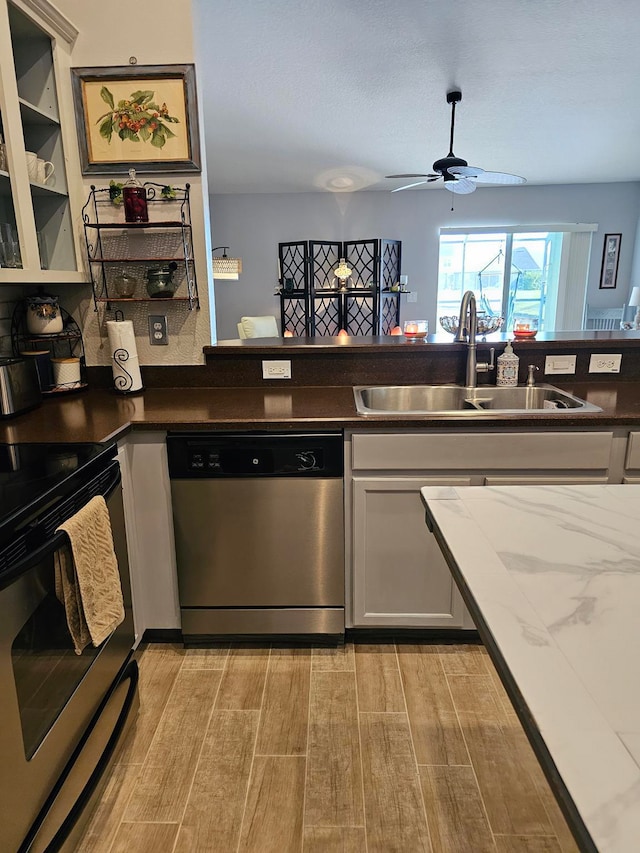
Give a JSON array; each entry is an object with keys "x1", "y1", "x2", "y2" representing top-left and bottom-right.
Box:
[{"x1": 77, "y1": 642, "x2": 580, "y2": 853}]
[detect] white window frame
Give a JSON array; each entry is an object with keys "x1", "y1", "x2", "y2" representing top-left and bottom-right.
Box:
[{"x1": 439, "y1": 224, "x2": 597, "y2": 331}]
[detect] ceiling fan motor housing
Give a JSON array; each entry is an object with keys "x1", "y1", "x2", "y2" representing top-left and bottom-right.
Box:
[{"x1": 432, "y1": 155, "x2": 468, "y2": 179}]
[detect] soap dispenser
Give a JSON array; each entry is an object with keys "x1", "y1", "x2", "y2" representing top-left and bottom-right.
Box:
[{"x1": 496, "y1": 340, "x2": 519, "y2": 386}]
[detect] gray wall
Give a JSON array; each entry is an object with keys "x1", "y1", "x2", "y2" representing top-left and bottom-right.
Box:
[{"x1": 209, "y1": 182, "x2": 640, "y2": 341}]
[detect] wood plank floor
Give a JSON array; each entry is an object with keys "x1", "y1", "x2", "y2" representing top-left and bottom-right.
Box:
[{"x1": 76, "y1": 642, "x2": 580, "y2": 853}]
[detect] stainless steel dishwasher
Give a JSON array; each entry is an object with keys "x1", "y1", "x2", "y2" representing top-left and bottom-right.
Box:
[{"x1": 167, "y1": 432, "x2": 344, "y2": 641}]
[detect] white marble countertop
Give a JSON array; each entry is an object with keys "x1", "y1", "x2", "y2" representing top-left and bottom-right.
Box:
[{"x1": 420, "y1": 484, "x2": 640, "y2": 853}]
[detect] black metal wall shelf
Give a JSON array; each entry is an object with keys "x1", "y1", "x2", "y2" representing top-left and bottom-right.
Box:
[
  {"x1": 82, "y1": 183, "x2": 199, "y2": 311},
  {"x1": 11, "y1": 303, "x2": 88, "y2": 395}
]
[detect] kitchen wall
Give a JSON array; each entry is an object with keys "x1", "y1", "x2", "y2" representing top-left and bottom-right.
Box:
[
  {"x1": 210, "y1": 181, "x2": 640, "y2": 340},
  {"x1": 54, "y1": 0, "x2": 215, "y2": 366}
]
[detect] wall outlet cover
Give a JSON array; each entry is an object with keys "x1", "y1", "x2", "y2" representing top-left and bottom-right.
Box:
[
  {"x1": 262, "y1": 359, "x2": 292, "y2": 379},
  {"x1": 148, "y1": 315, "x2": 168, "y2": 346},
  {"x1": 589, "y1": 353, "x2": 622, "y2": 373}
]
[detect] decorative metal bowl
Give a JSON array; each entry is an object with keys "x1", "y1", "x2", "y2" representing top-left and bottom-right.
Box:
[{"x1": 439, "y1": 314, "x2": 504, "y2": 336}]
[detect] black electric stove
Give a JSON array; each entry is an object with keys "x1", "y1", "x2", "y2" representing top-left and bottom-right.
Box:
[{"x1": 0, "y1": 439, "x2": 138, "y2": 853}]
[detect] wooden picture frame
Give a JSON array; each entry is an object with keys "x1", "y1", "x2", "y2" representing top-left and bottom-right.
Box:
[
  {"x1": 599, "y1": 233, "x2": 622, "y2": 290},
  {"x1": 71, "y1": 64, "x2": 200, "y2": 175}
]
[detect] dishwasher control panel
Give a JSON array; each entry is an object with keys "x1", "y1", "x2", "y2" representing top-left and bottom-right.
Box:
[{"x1": 167, "y1": 432, "x2": 343, "y2": 478}]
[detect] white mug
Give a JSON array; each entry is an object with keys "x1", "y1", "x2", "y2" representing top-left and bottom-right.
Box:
[
  {"x1": 36, "y1": 158, "x2": 54, "y2": 184},
  {"x1": 25, "y1": 151, "x2": 38, "y2": 181}
]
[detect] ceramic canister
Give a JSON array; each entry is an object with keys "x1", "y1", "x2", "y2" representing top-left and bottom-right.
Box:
[
  {"x1": 51, "y1": 357, "x2": 81, "y2": 388},
  {"x1": 25, "y1": 294, "x2": 63, "y2": 335}
]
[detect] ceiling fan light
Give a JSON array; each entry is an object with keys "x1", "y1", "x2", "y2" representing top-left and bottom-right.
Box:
[{"x1": 444, "y1": 178, "x2": 476, "y2": 195}]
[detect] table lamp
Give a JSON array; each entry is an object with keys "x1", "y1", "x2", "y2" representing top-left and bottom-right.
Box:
[
  {"x1": 332, "y1": 258, "x2": 352, "y2": 290},
  {"x1": 629, "y1": 286, "x2": 640, "y2": 329}
]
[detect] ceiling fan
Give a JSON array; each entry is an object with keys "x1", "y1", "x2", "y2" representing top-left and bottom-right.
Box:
[{"x1": 386, "y1": 90, "x2": 526, "y2": 194}]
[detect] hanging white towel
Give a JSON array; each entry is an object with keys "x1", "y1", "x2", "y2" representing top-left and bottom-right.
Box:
[{"x1": 54, "y1": 495, "x2": 125, "y2": 655}]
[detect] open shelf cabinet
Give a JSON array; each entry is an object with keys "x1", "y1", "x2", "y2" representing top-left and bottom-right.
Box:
[{"x1": 0, "y1": 0, "x2": 83, "y2": 283}]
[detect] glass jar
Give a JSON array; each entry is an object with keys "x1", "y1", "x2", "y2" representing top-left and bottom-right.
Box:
[
  {"x1": 113, "y1": 273, "x2": 137, "y2": 298},
  {"x1": 146, "y1": 262, "x2": 177, "y2": 297},
  {"x1": 122, "y1": 169, "x2": 148, "y2": 223}
]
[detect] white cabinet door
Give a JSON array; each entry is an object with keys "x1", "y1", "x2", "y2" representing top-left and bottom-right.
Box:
[
  {"x1": 0, "y1": 0, "x2": 82, "y2": 283},
  {"x1": 352, "y1": 476, "x2": 472, "y2": 628}
]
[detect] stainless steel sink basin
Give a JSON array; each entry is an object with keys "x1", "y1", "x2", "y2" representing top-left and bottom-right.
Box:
[{"x1": 353, "y1": 384, "x2": 602, "y2": 416}]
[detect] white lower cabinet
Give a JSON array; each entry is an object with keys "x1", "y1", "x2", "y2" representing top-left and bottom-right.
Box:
[
  {"x1": 348, "y1": 429, "x2": 614, "y2": 629},
  {"x1": 623, "y1": 430, "x2": 640, "y2": 483},
  {"x1": 352, "y1": 475, "x2": 472, "y2": 628},
  {"x1": 118, "y1": 432, "x2": 181, "y2": 634}
]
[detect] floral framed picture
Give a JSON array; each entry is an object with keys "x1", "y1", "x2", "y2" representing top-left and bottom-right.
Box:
[
  {"x1": 599, "y1": 233, "x2": 622, "y2": 290},
  {"x1": 71, "y1": 64, "x2": 201, "y2": 175}
]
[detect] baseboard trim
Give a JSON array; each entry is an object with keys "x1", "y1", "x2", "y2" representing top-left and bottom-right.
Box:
[
  {"x1": 142, "y1": 628, "x2": 183, "y2": 644},
  {"x1": 141, "y1": 626, "x2": 480, "y2": 646},
  {"x1": 345, "y1": 627, "x2": 480, "y2": 643}
]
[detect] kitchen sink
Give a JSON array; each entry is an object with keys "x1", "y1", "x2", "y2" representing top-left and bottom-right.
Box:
[{"x1": 353, "y1": 384, "x2": 602, "y2": 416}]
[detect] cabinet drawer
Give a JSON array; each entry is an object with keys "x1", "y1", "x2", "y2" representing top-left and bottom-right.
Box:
[
  {"x1": 352, "y1": 431, "x2": 614, "y2": 472},
  {"x1": 484, "y1": 475, "x2": 609, "y2": 485},
  {"x1": 625, "y1": 432, "x2": 640, "y2": 470}
]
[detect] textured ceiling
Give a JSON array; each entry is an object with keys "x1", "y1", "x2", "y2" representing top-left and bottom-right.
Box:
[{"x1": 193, "y1": 0, "x2": 640, "y2": 194}]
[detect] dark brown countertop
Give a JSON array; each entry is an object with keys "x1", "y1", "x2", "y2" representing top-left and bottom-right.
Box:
[{"x1": 1, "y1": 381, "x2": 640, "y2": 445}]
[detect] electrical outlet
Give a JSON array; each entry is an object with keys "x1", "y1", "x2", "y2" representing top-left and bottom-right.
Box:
[
  {"x1": 544, "y1": 355, "x2": 576, "y2": 375},
  {"x1": 262, "y1": 359, "x2": 291, "y2": 379},
  {"x1": 148, "y1": 315, "x2": 168, "y2": 345},
  {"x1": 589, "y1": 353, "x2": 622, "y2": 373},
  {"x1": 407, "y1": 292, "x2": 418, "y2": 303}
]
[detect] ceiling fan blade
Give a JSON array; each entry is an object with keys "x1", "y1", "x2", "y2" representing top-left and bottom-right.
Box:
[
  {"x1": 385, "y1": 173, "x2": 432, "y2": 179},
  {"x1": 391, "y1": 179, "x2": 433, "y2": 192},
  {"x1": 444, "y1": 177, "x2": 476, "y2": 195},
  {"x1": 462, "y1": 167, "x2": 526, "y2": 185}
]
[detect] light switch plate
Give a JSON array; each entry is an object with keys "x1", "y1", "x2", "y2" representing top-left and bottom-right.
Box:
[
  {"x1": 148, "y1": 314, "x2": 168, "y2": 345},
  {"x1": 544, "y1": 355, "x2": 576, "y2": 375}
]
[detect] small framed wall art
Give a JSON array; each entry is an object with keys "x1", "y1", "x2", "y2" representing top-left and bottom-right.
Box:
[
  {"x1": 71, "y1": 64, "x2": 201, "y2": 175},
  {"x1": 599, "y1": 232, "x2": 622, "y2": 290}
]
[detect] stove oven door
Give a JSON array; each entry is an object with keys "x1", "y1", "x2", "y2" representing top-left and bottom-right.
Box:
[{"x1": 0, "y1": 463, "x2": 136, "y2": 853}]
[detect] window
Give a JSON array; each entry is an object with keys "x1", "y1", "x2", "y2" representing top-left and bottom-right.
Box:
[{"x1": 437, "y1": 225, "x2": 596, "y2": 332}]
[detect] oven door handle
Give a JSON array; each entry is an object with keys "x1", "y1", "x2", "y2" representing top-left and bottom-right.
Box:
[
  {"x1": 0, "y1": 463, "x2": 122, "y2": 591},
  {"x1": 2, "y1": 529, "x2": 72, "y2": 590}
]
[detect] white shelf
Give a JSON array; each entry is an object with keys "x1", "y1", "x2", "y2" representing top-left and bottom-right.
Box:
[
  {"x1": 30, "y1": 181, "x2": 68, "y2": 198},
  {"x1": 19, "y1": 96, "x2": 60, "y2": 126}
]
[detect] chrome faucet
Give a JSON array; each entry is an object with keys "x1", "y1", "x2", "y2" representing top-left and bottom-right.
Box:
[{"x1": 454, "y1": 291, "x2": 495, "y2": 387}]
